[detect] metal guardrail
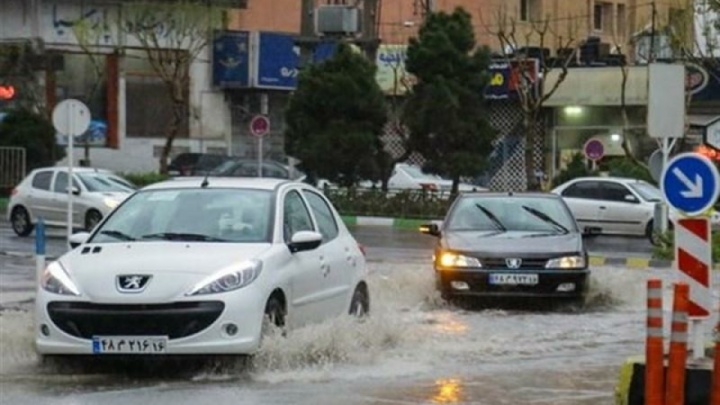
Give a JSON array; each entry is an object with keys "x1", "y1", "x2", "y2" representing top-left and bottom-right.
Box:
[{"x1": 0, "y1": 146, "x2": 26, "y2": 189}]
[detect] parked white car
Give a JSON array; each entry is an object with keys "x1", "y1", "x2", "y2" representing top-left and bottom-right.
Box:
[
  {"x1": 7, "y1": 167, "x2": 136, "y2": 236},
  {"x1": 35, "y1": 177, "x2": 369, "y2": 358},
  {"x1": 551, "y1": 176, "x2": 720, "y2": 238},
  {"x1": 360, "y1": 163, "x2": 485, "y2": 193}
]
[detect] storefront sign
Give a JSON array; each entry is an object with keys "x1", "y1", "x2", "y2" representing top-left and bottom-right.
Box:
[
  {"x1": 212, "y1": 30, "x2": 251, "y2": 88},
  {"x1": 686, "y1": 60, "x2": 720, "y2": 102},
  {"x1": 376, "y1": 45, "x2": 416, "y2": 95},
  {"x1": 56, "y1": 119, "x2": 107, "y2": 146},
  {"x1": 485, "y1": 59, "x2": 539, "y2": 100}
]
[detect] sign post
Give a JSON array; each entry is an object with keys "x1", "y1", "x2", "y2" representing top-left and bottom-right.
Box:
[
  {"x1": 52, "y1": 99, "x2": 91, "y2": 248},
  {"x1": 661, "y1": 152, "x2": 719, "y2": 359},
  {"x1": 249, "y1": 114, "x2": 270, "y2": 177}
]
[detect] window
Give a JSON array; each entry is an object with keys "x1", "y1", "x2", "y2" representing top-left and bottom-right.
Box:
[
  {"x1": 31, "y1": 171, "x2": 52, "y2": 190},
  {"x1": 303, "y1": 190, "x2": 339, "y2": 241},
  {"x1": 447, "y1": 196, "x2": 576, "y2": 233},
  {"x1": 283, "y1": 190, "x2": 315, "y2": 242},
  {"x1": 628, "y1": 182, "x2": 662, "y2": 202},
  {"x1": 77, "y1": 172, "x2": 136, "y2": 192},
  {"x1": 52, "y1": 172, "x2": 80, "y2": 194},
  {"x1": 520, "y1": 0, "x2": 529, "y2": 21},
  {"x1": 519, "y1": 0, "x2": 541, "y2": 22},
  {"x1": 263, "y1": 163, "x2": 288, "y2": 179},
  {"x1": 594, "y1": 3, "x2": 604, "y2": 31},
  {"x1": 561, "y1": 181, "x2": 600, "y2": 199},
  {"x1": 598, "y1": 182, "x2": 636, "y2": 203}
]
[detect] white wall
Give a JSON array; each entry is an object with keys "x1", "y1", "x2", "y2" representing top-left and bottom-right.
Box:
[{"x1": 1, "y1": 0, "x2": 232, "y2": 174}]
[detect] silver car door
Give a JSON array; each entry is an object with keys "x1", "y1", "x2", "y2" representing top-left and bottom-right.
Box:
[{"x1": 27, "y1": 170, "x2": 56, "y2": 224}]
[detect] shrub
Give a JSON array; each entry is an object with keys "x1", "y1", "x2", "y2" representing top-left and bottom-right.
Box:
[
  {"x1": 122, "y1": 172, "x2": 169, "y2": 188},
  {"x1": 552, "y1": 153, "x2": 597, "y2": 188},
  {"x1": 606, "y1": 158, "x2": 655, "y2": 184},
  {"x1": 325, "y1": 188, "x2": 452, "y2": 219},
  {"x1": 0, "y1": 108, "x2": 65, "y2": 171},
  {"x1": 652, "y1": 230, "x2": 720, "y2": 262}
]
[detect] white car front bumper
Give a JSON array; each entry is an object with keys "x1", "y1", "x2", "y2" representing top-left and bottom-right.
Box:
[{"x1": 34, "y1": 285, "x2": 267, "y2": 356}]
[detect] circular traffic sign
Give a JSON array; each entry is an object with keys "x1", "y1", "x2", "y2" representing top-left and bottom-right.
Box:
[
  {"x1": 52, "y1": 99, "x2": 91, "y2": 136},
  {"x1": 249, "y1": 115, "x2": 270, "y2": 137},
  {"x1": 660, "y1": 152, "x2": 720, "y2": 216},
  {"x1": 583, "y1": 138, "x2": 604, "y2": 161}
]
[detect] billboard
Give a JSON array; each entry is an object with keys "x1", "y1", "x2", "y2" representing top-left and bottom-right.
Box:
[
  {"x1": 375, "y1": 44, "x2": 416, "y2": 96},
  {"x1": 484, "y1": 59, "x2": 539, "y2": 100},
  {"x1": 212, "y1": 30, "x2": 251, "y2": 88}
]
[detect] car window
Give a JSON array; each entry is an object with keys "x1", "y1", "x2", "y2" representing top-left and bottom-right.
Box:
[
  {"x1": 89, "y1": 188, "x2": 273, "y2": 243},
  {"x1": 235, "y1": 164, "x2": 257, "y2": 177},
  {"x1": 77, "y1": 172, "x2": 136, "y2": 192},
  {"x1": 302, "y1": 190, "x2": 339, "y2": 241},
  {"x1": 447, "y1": 196, "x2": 577, "y2": 233},
  {"x1": 263, "y1": 163, "x2": 288, "y2": 179},
  {"x1": 628, "y1": 182, "x2": 662, "y2": 202},
  {"x1": 31, "y1": 171, "x2": 53, "y2": 191},
  {"x1": 561, "y1": 181, "x2": 600, "y2": 199},
  {"x1": 598, "y1": 182, "x2": 636, "y2": 202},
  {"x1": 52, "y1": 172, "x2": 81, "y2": 193},
  {"x1": 283, "y1": 190, "x2": 315, "y2": 242}
]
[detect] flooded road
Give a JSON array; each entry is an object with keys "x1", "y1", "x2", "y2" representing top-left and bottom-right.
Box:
[{"x1": 3, "y1": 251, "x2": 715, "y2": 405}]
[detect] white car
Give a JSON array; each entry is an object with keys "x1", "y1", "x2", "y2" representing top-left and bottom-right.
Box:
[
  {"x1": 360, "y1": 163, "x2": 486, "y2": 193},
  {"x1": 551, "y1": 176, "x2": 720, "y2": 238},
  {"x1": 35, "y1": 177, "x2": 369, "y2": 358},
  {"x1": 7, "y1": 167, "x2": 135, "y2": 236}
]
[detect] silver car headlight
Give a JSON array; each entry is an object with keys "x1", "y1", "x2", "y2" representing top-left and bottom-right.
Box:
[
  {"x1": 41, "y1": 261, "x2": 81, "y2": 296},
  {"x1": 436, "y1": 251, "x2": 482, "y2": 268},
  {"x1": 546, "y1": 255, "x2": 586, "y2": 269},
  {"x1": 187, "y1": 260, "x2": 263, "y2": 296},
  {"x1": 103, "y1": 198, "x2": 120, "y2": 209}
]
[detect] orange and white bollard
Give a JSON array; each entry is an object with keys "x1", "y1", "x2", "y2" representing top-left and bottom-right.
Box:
[
  {"x1": 711, "y1": 320, "x2": 720, "y2": 405},
  {"x1": 646, "y1": 278, "x2": 665, "y2": 405},
  {"x1": 665, "y1": 283, "x2": 689, "y2": 405}
]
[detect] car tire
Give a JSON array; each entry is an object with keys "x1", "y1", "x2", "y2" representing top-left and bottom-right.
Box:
[
  {"x1": 261, "y1": 295, "x2": 286, "y2": 339},
  {"x1": 10, "y1": 206, "x2": 34, "y2": 237},
  {"x1": 85, "y1": 209, "x2": 103, "y2": 231},
  {"x1": 348, "y1": 284, "x2": 370, "y2": 318}
]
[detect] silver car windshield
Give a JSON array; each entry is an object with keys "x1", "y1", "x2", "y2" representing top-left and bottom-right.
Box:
[
  {"x1": 77, "y1": 173, "x2": 136, "y2": 193},
  {"x1": 627, "y1": 182, "x2": 662, "y2": 202},
  {"x1": 447, "y1": 196, "x2": 577, "y2": 233},
  {"x1": 89, "y1": 188, "x2": 274, "y2": 243}
]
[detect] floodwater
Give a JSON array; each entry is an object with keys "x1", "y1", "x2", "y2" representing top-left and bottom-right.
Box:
[{"x1": 0, "y1": 257, "x2": 714, "y2": 405}]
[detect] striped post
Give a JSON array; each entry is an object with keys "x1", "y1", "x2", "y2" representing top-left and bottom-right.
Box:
[
  {"x1": 646, "y1": 279, "x2": 665, "y2": 405},
  {"x1": 35, "y1": 217, "x2": 46, "y2": 286},
  {"x1": 665, "y1": 283, "x2": 689, "y2": 405},
  {"x1": 711, "y1": 321, "x2": 720, "y2": 405}
]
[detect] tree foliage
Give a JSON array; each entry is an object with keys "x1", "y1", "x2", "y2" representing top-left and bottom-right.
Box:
[
  {"x1": 403, "y1": 7, "x2": 495, "y2": 194},
  {"x1": 121, "y1": 1, "x2": 225, "y2": 173},
  {"x1": 0, "y1": 108, "x2": 65, "y2": 171},
  {"x1": 285, "y1": 43, "x2": 387, "y2": 187}
]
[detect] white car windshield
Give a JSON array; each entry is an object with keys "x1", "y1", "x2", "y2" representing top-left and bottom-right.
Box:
[
  {"x1": 89, "y1": 188, "x2": 274, "y2": 243},
  {"x1": 447, "y1": 196, "x2": 577, "y2": 234},
  {"x1": 627, "y1": 182, "x2": 662, "y2": 202},
  {"x1": 77, "y1": 173, "x2": 136, "y2": 193}
]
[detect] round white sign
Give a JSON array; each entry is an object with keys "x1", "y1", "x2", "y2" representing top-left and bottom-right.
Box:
[{"x1": 52, "y1": 99, "x2": 91, "y2": 136}]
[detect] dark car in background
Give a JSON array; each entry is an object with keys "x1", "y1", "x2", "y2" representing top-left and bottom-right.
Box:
[
  {"x1": 420, "y1": 192, "x2": 593, "y2": 304},
  {"x1": 210, "y1": 158, "x2": 306, "y2": 181},
  {"x1": 167, "y1": 153, "x2": 233, "y2": 177}
]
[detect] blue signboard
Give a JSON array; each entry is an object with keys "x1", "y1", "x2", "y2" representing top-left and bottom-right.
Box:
[
  {"x1": 212, "y1": 30, "x2": 251, "y2": 88},
  {"x1": 485, "y1": 61, "x2": 513, "y2": 100},
  {"x1": 254, "y1": 32, "x2": 336, "y2": 90},
  {"x1": 687, "y1": 59, "x2": 720, "y2": 102},
  {"x1": 661, "y1": 152, "x2": 720, "y2": 216}
]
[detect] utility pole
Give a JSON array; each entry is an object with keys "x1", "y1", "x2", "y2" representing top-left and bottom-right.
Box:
[
  {"x1": 649, "y1": 0, "x2": 656, "y2": 62},
  {"x1": 361, "y1": 0, "x2": 380, "y2": 62},
  {"x1": 298, "y1": 0, "x2": 317, "y2": 69}
]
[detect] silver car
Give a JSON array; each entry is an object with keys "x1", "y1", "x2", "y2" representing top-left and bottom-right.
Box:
[{"x1": 7, "y1": 167, "x2": 136, "y2": 237}]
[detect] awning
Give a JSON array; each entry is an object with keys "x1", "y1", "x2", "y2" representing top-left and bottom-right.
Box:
[{"x1": 688, "y1": 114, "x2": 720, "y2": 128}]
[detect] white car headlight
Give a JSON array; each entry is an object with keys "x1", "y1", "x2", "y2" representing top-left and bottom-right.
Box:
[
  {"x1": 546, "y1": 255, "x2": 586, "y2": 269},
  {"x1": 187, "y1": 260, "x2": 263, "y2": 296},
  {"x1": 41, "y1": 261, "x2": 81, "y2": 296},
  {"x1": 104, "y1": 198, "x2": 120, "y2": 209},
  {"x1": 437, "y1": 252, "x2": 482, "y2": 268}
]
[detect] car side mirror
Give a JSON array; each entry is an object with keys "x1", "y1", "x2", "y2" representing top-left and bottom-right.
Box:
[
  {"x1": 288, "y1": 230, "x2": 323, "y2": 253},
  {"x1": 582, "y1": 226, "x2": 602, "y2": 238},
  {"x1": 68, "y1": 232, "x2": 91, "y2": 249},
  {"x1": 71, "y1": 186, "x2": 81, "y2": 196},
  {"x1": 624, "y1": 194, "x2": 638, "y2": 203},
  {"x1": 420, "y1": 223, "x2": 441, "y2": 237}
]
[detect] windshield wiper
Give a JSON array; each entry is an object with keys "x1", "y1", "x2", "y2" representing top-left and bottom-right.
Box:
[
  {"x1": 474, "y1": 204, "x2": 507, "y2": 232},
  {"x1": 521, "y1": 205, "x2": 569, "y2": 234},
  {"x1": 99, "y1": 229, "x2": 136, "y2": 241},
  {"x1": 140, "y1": 232, "x2": 228, "y2": 242}
]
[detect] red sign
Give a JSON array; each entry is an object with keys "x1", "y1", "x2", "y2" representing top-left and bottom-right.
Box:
[
  {"x1": 249, "y1": 115, "x2": 270, "y2": 137},
  {"x1": 675, "y1": 217, "x2": 712, "y2": 318},
  {"x1": 583, "y1": 138, "x2": 605, "y2": 161},
  {"x1": 0, "y1": 85, "x2": 15, "y2": 100}
]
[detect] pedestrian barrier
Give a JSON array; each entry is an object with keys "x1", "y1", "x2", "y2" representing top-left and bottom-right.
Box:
[
  {"x1": 711, "y1": 320, "x2": 720, "y2": 405},
  {"x1": 665, "y1": 283, "x2": 689, "y2": 405},
  {"x1": 35, "y1": 217, "x2": 45, "y2": 285},
  {"x1": 646, "y1": 278, "x2": 664, "y2": 405}
]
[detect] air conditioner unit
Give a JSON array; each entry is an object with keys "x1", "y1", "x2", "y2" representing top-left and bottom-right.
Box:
[{"x1": 315, "y1": 5, "x2": 361, "y2": 35}]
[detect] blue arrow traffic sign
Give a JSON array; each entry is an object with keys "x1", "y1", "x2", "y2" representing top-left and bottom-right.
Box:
[{"x1": 660, "y1": 152, "x2": 720, "y2": 216}]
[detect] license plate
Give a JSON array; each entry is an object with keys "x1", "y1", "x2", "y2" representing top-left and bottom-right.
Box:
[
  {"x1": 92, "y1": 336, "x2": 168, "y2": 354},
  {"x1": 489, "y1": 273, "x2": 539, "y2": 286}
]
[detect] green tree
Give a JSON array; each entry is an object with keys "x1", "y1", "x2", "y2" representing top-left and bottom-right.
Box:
[
  {"x1": 285, "y1": 43, "x2": 387, "y2": 187},
  {"x1": 403, "y1": 7, "x2": 495, "y2": 195},
  {"x1": 0, "y1": 108, "x2": 65, "y2": 171}
]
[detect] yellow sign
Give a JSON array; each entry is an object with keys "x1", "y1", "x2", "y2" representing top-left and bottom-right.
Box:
[{"x1": 375, "y1": 44, "x2": 416, "y2": 95}]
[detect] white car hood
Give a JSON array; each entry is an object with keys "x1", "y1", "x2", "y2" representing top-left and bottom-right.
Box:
[{"x1": 59, "y1": 242, "x2": 272, "y2": 303}]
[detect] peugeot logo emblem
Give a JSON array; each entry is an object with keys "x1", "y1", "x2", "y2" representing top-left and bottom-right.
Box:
[
  {"x1": 505, "y1": 258, "x2": 522, "y2": 269},
  {"x1": 117, "y1": 275, "x2": 151, "y2": 293}
]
